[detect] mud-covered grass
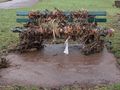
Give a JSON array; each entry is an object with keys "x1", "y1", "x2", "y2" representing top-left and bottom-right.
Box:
[{"x1": 1, "y1": 84, "x2": 120, "y2": 90}]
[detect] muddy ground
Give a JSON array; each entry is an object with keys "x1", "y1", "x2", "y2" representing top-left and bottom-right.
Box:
[{"x1": 0, "y1": 44, "x2": 120, "y2": 87}]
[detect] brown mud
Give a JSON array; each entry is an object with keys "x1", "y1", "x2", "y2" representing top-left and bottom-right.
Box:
[{"x1": 0, "y1": 44, "x2": 120, "y2": 87}]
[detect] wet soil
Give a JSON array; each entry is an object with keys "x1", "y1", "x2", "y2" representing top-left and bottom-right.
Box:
[
  {"x1": 0, "y1": 44, "x2": 120, "y2": 87},
  {"x1": 0, "y1": 0, "x2": 38, "y2": 9}
]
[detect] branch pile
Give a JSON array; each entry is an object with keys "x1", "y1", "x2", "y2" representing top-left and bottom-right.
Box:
[{"x1": 16, "y1": 9, "x2": 113, "y2": 54}]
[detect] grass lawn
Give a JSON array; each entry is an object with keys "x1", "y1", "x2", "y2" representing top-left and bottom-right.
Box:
[
  {"x1": 0, "y1": 0, "x2": 120, "y2": 89},
  {"x1": 1, "y1": 84, "x2": 120, "y2": 90}
]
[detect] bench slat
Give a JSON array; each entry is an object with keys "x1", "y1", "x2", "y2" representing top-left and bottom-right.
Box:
[
  {"x1": 88, "y1": 18, "x2": 107, "y2": 23},
  {"x1": 16, "y1": 11, "x2": 29, "y2": 16},
  {"x1": 17, "y1": 18, "x2": 106, "y2": 23},
  {"x1": 16, "y1": 11, "x2": 107, "y2": 16},
  {"x1": 16, "y1": 18, "x2": 30, "y2": 23},
  {"x1": 88, "y1": 11, "x2": 107, "y2": 16},
  {"x1": 95, "y1": 18, "x2": 107, "y2": 22}
]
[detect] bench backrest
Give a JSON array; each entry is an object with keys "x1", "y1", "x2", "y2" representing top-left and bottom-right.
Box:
[{"x1": 16, "y1": 11, "x2": 107, "y2": 23}]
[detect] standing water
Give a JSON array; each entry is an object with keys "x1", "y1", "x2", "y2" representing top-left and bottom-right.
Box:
[{"x1": 0, "y1": 45, "x2": 120, "y2": 87}]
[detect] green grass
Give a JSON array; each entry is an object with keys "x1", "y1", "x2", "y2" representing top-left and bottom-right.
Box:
[
  {"x1": 0, "y1": 9, "x2": 18, "y2": 50},
  {"x1": 107, "y1": 15, "x2": 120, "y2": 58},
  {"x1": 33, "y1": 0, "x2": 120, "y2": 15},
  {"x1": 1, "y1": 84, "x2": 120, "y2": 90}
]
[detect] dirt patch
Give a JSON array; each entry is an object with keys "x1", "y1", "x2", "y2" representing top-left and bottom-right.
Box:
[{"x1": 0, "y1": 44, "x2": 120, "y2": 87}]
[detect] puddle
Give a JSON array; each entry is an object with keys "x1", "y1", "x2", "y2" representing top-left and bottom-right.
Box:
[{"x1": 0, "y1": 44, "x2": 120, "y2": 87}]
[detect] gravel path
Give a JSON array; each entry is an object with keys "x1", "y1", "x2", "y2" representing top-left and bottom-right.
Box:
[{"x1": 0, "y1": 0, "x2": 38, "y2": 9}]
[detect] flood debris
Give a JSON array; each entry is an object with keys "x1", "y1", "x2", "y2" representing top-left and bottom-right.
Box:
[
  {"x1": 12, "y1": 9, "x2": 114, "y2": 55},
  {"x1": 0, "y1": 50, "x2": 10, "y2": 69},
  {"x1": 0, "y1": 56, "x2": 10, "y2": 69},
  {"x1": 18, "y1": 28, "x2": 44, "y2": 52}
]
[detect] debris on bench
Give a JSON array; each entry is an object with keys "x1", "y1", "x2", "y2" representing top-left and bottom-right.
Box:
[
  {"x1": 115, "y1": 0, "x2": 120, "y2": 8},
  {"x1": 12, "y1": 9, "x2": 113, "y2": 55}
]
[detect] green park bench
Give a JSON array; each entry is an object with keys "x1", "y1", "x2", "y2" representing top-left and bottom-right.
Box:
[
  {"x1": 16, "y1": 11, "x2": 107, "y2": 23},
  {"x1": 12, "y1": 11, "x2": 107, "y2": 32}
]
